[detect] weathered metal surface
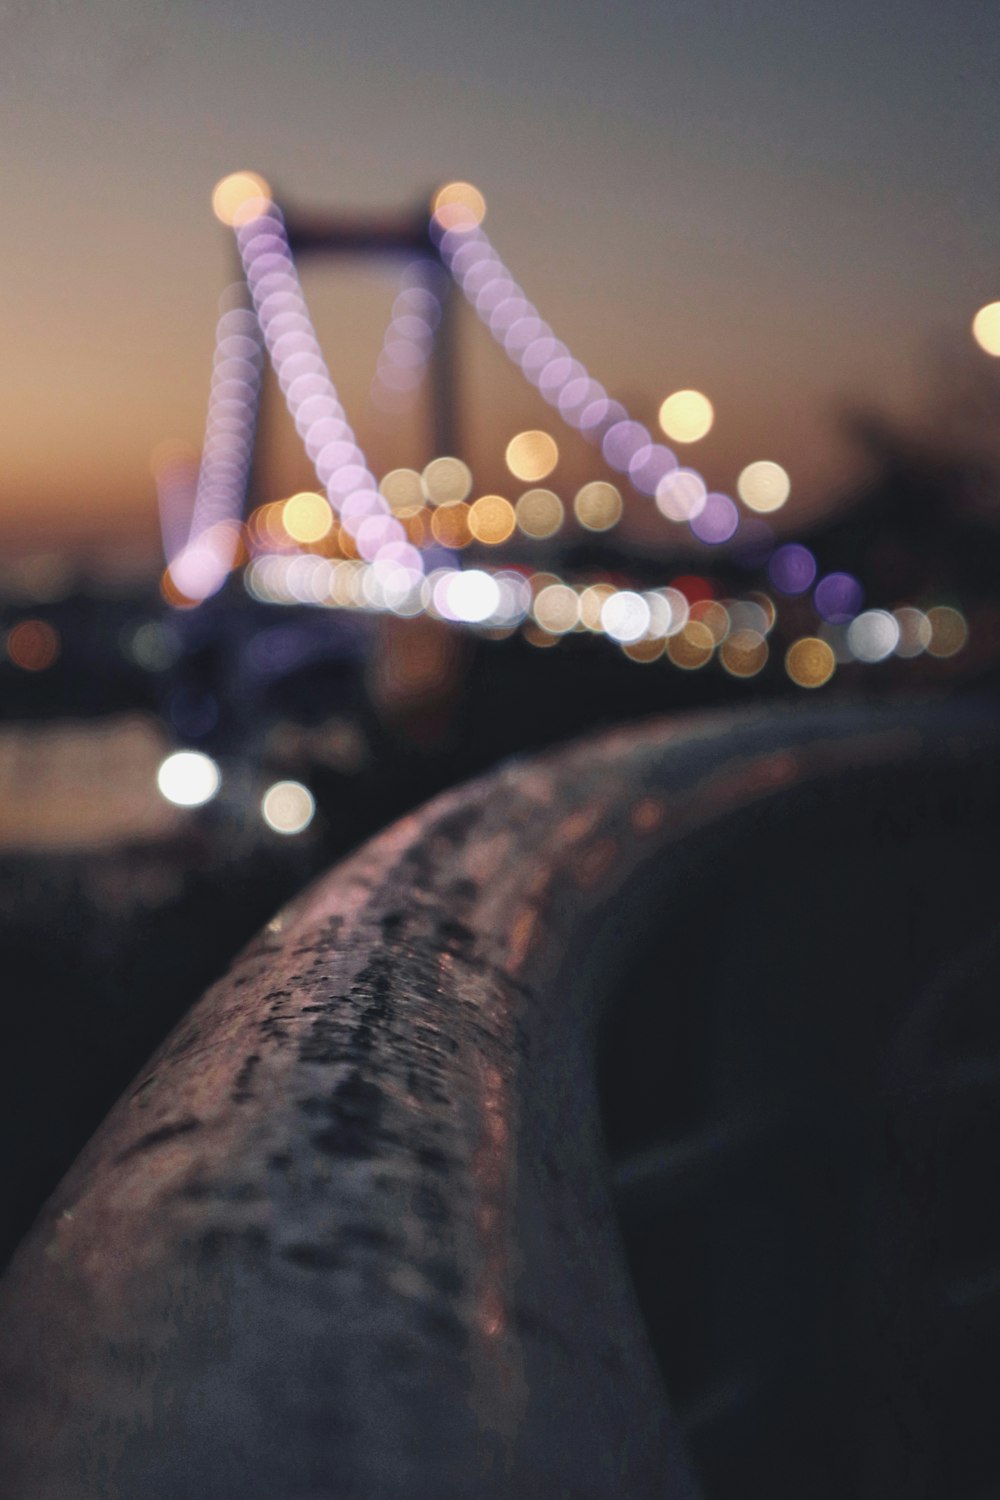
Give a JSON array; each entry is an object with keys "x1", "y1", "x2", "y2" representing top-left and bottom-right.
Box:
[{"x1": 0, "y1": 699, "x2": 996, "y2": 1498}]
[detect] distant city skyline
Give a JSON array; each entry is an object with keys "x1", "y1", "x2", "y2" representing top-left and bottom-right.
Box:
[{"x1": 3, "y1": 0, "x2": 999, "y2": 562}]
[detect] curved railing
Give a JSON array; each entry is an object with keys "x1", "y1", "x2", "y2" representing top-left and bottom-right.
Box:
[{"x1": 2, "y1": 697, "x2": 999, "y2": 1497}]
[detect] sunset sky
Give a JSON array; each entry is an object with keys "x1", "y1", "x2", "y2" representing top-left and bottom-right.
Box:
[{"x1": 3, "y1": 0, "x2": 999, "y2": 563}]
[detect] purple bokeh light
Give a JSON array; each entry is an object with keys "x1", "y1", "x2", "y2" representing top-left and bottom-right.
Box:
[
  {"x1": 627, "y1": 442, "x2": 677, "y2": 497},
  {"x1": 601, "y1": 420, "x2": 649, "y2": 472},
  {"x1": 813, "y1": 570, "x2": 864, "y2": 623},
  {"x1": 231, "y1": 200, "x2": 427, "y2": 579},
  {"x1": 689, "y1": 492, "x2": 739, "y2": 545},
  {"x1": 768, "y1": 543, "x2": 817, "y2": 595}
]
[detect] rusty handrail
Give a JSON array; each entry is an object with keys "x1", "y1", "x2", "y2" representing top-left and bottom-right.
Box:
[{"x1": 1, "y1": 698, "x2": 998, "y2": 1497}]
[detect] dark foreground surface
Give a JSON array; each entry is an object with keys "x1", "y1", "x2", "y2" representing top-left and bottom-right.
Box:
[{"x1": 2, "y1": 698, "x2": 1000, "y2": 1498}]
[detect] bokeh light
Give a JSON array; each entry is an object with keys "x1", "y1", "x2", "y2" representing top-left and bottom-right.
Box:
[
  {"x1": 658, "y1": 390, "x2": 714, "y2": 443},
  {"x1": 523, "y1": 623, "x2": 560, "y2": 649},
  {"x1": 126, "y1": 621, "x2": 180, "y2": 672},
  {"x1": 786, "y1": 636, "x2": 835, "y2": 687},
  {"x1": 574, "y1": 481, "x2": 622, "y2": 531},
  {"x1": 370, "y1": 263, "x2": 443, "y2": 413},
  {"x1": 469, "y1": 494, "x2": 516, "y2": 545},
  {"x1": 656, "y1": 468, "x2": 707, "y2": 522},
  {"x1": 505, "y1": 430, "x2": 559, "y2": 482},
  {"x1": 737, "y1": 460, "x2": 790, "y2": 514},
  {"x1": 533, "y1": 584, "x2": 580, "y2": 634},
  {"x1": 769, "y1": 543, "x2": 817, "y2": 596},
  {"x1": 926, "y1": 605, "x2": 968, "y2": 658},
  {"x1": 578, "y1": 582, "x2": 616, "y2": 631},
  {"x1": 720, "y1": 629, "x2": 769, "y2": 678},
  {"x1": 600, "y1": 591, "x2": 651, "y2": 644},
  {"x1": 689, "y1": 599, "x2": 731, "y2": 644},
  {"x1": 602, "y1": 420, "x2": 649, "y2": 472},
  {"x1": 728, "y1": 597, "x2": 770, "y2": 636},
  {"x1": 814, "y1": 571, "x2": 863, "y2": 624},
  {"x1": 892, "y1": 606, "x2": 931, "y2": 658},
  {"x1": 430, "y1": 502, "x2": 472, "y2": 548},
  {"x1": 431, "y1": 181, "x2": 487, "y2": 232},
  {"x1": 690, "y1": 492, "x2": 738, "y2": 545},
  {"x1": 6, "y1": 619, "x2": 60, "y2": 671},
  {"x1": 283, "y1": 491, "x2": 334, "y2": 543},
  {"x1": 233, "y1": 197, "x2": 414, "y2": 588},
  {"x1": 747, "y1": 590, "x2": 777, "y2": 633},
  {"x1": 515, "y1": 488, "x2": 564, "y2": 538},
  {"x1": 666, "y1": 621, "x2": 715, "y2": 670},
  {"x1": 261, "y1": 780, "x2": 316, "y2": 835},
  {"x1": 156, "y1": 750, "x2": 221, "y2": 808},
  {"x1": 212, "y1": 171, "x2": 272, "y2": 227},
  {"x1": 422, "y1": 456, "x2": 473, "y2": 506},
  {"x1": 437, "y1": 569, "x2": 500, "y2": 623},
  {"x1": 380, "y1": 468, "x2": 425, "y2": 516},
  {"x1": 660, "y1": 587, "x2": 691, "y2": 635},
  {"x1": 846, "y1": 609, "x2": 899, "y2": 662},
  {"x1": 623, "y1": 637, "x2": 666, "y2": 663},
  {"x1": 972, "y1": 301, "x2": 1000, "y2": 356}
]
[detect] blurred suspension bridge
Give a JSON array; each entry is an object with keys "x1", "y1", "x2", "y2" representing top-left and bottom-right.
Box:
[{"x1": 153, "y1": 173, "x2": 977, "y2": 690}]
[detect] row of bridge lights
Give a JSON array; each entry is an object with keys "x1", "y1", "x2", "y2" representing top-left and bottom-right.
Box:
[
  {"x1": 244, "y1": 451, "x2": 788, "y2": 560},
  {"x1": 166, "y1": 172, "x2": 978, "y2": 695},
  {"x1": 208, "y1": 172, "x2": 791, "y2": 522},
  {"x1": 241, "y1": 548, "x2": 967, "y2": 683}
]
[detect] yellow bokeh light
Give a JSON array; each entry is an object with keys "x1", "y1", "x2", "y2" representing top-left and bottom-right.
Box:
[
  {"x1": 786, "y1": 636, "x2": 835, "y2": 688},
  {"x1": 211, "y1": 171, "x2": 272, "y2": 228},
  {"x1": 261, "y1": 780, "x2": 315, "y2": 835},
  {"x1": 516, "y1": 488, "x2": 564, "y2": 539},
  {"x1": 380, "y1": 468, "x2": 425, "y2": 515},
  {"x1": 401, "y1": 509, "x2": 429, "y2": 548},
  {"x1": 533, "y1": 584, "x2": 580, "y2": 634},
  {"x1": 431, "y1": 181, "x2": 487, "y2": 232},
  {"x1": 658, "y1": 390, "x2": 714, "y2": 443},
  {"x1": 430, "y1": 502, "x2": 472, "y2": 549},
  {"x1": 574, "y1": 481, "x2": 623, "y2": 532},
  {"x1": 720, "y1": 629, "x2": 769, "y2": 678},
  {"x1": 422, "y1": 456, "x2": 473, "y2": 506},
  {"x1": 578, "y1": 582, "x2": 616, "y2": 631},
  {"x1": 623, "y1": 637, "x2": 666, "y2": 664},
  {"x1": 737, "y1": 460, "x2": 790, "y2": 514},
  {"x1": 469, "y1": 494, "x2": 516, "y2": 545},
  {"x1": 665, "y1": 620, "x2": 715, "y2": 670},
  {"x1": 523, "y1": 622, "x2": 560, "y2": 649},
  {"x1": 505, "y1": 430, "x2": 559, "y2": 483},
  {"x1": 925, "y1": 605, "x2": 968, "y2": 658},
  {"x1": 972, "y1": 302, "x2": 1000, "y2": 356},
  {"x1": 528, "y1": 571, "x2": 562, "y2": 598},
  {"x1": 283, "y1": 491, "x2": 333, "y2": 544},
  {"x1": 689, "y1": 598, "x2": 731, "y2": 645}
]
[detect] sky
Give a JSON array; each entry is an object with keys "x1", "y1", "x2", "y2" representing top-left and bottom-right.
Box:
[{"x1": 2, "y1": 0, "x2": 999, "y2": 562}]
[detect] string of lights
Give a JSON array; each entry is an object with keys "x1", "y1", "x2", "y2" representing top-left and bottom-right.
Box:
[
  {"x1": 163, "y1": 172, "x2": 971, "y2": 696},
  {"x1": 369, "y1": 260, "x2": 447, "y2": 416},
  {"x1": 162, "y1": 301, "x2": 264, "y2": 602},
  {"x1": 233, "y1": 193, "x2": 429, "y2": 597}
]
